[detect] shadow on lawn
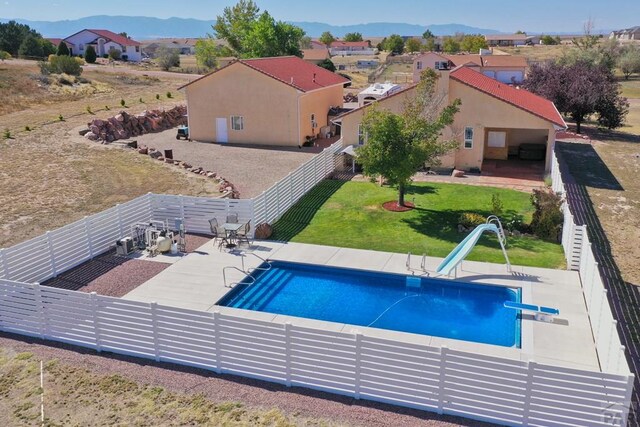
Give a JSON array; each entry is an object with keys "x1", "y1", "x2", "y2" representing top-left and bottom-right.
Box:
[{"x1": 271, "y1": 180, "x2": 346, "y2": 241}]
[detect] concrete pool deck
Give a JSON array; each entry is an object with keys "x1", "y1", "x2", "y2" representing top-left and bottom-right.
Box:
[{"x1": 122, "y1": 239, "x2": 600, "y2": 372}]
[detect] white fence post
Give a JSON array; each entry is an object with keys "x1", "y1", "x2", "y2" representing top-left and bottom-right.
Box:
[
  {"x1": 522, "y1": 360, "x2": 535, "y2": 426},
  {"x1": 33, "y1": 283, "x2": 47, "y2": 339},
  {"x1": 213, "y1": 311, "x2": 222, "y2": 374},
  {"x1": 83, "y1": 216, "x2": 95, "y2": 259},
  {"x1": 285, "y1": 322, "x2": 292, "y2": 387},
  {"x1": 354, "y1": 332, "x2": 362, "y2": 399},
  {"x1": 0, "y1": 248, "x2": 7, "y2": 279},
  {"x1": 90, "y1": 292, "x2": 102, "y2": 352},
  {"x1": 116, "y1": 204, "x2": 124, "y2": 238},
  {"x1": 45, "y1": 231, "x2": 57, "y2": 278},
  {"x1": 179, "y1": 195, "x2": 185, "y2": 220},
  {"x1": 150, "y1": 302, "x2": 160, "y2": 362},
  {"x1": 437, "y1": 346, "x2": 448, "y2": 415}
]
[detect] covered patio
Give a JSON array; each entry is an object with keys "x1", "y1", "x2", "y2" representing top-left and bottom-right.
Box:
[{"x1": 481, "y1": 127, "x2": 553, "y2": 174}]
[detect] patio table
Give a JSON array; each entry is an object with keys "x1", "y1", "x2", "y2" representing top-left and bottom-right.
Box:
[{"x1": 221, "y1": 222, "x2": 244, "y2": 249}]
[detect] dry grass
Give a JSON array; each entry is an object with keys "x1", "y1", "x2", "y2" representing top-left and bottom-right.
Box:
[
  {"x1": 0, "y1": 60, "x2": 217, "y2": 248},
  {"x1": 497, "y1": 45, "x2": 570, "y2": 63},
  {"x1": 0, "y1": 350, "x2": 333, "y2": 426}
]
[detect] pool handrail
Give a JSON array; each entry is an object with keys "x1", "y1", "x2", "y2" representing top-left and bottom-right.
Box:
[
  {"x1": 504, "y1": 301, "x2": 560, "y2": 322},
  {"x1": 223, "y1": 266, "x2": 256, "y2": 288}
]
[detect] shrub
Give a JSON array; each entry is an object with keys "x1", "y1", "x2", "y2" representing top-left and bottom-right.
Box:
[
  {"x1": 3, "y1": 128, "x2": 11, "y2": 139},
  {"x1": 108, "y1": 48, "x2": 122, "y2": 61},
  {"x1": 155, "y1": 94, "x2": 160, "y2": 100},
  {"x1": 84, "y1": 45, "x2": 97, "y2": 63},
  {"x1": 74, "y1": 57, "x2": 85, "y2": 66},
  {"x1": 155, "y1": 46, "x2": 180, "y2": 71},
  {"x1": 58, "y1": 114, "x2": 64, "y2": 121},
  {"x1": 56, "y1": 41, "x2": 70, "y2": 56},
  {"x1": 530, "y1": 189, "x2": 563, "y2": 241},
  {"x1": 458, "y1": 212, "x2": 486, "y2": 229},
  {"x1": 166, "y1": 91, "x2": 172, "y2": 98},
  {"x1": 120, "y1": 99, "x2": 126, "y2": 107},
  {"x1": 0, "y1": 51, "x2": 11, "y2": 61},
  {"x1": 105, "y1": 105, "x2": 110, "y2": 110},
  {"x1": 102, "y1": 54, "x2": 109, "y2": 59},
  {"x1": 42, "y1": 55, "x2": 83, "y2": 76},
  {"x1": 86, "y1": 105, "x2": 93, "y2": 114},
  {"x1": 24, "y1": 125, "x2": 31, "y2": 131},
  {"x1": 139, "y1": 97, "x2": 144, "y2": 103},
  {"x1": 491, "y1": 194, "x2": 504, "y2": 217}
]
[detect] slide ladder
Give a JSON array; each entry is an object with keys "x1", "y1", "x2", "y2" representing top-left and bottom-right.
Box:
[{"x1": 436, "y1": 215, "x2": 511, "y2": 277}]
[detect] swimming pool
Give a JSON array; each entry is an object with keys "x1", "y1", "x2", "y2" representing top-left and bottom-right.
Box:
[{"x1": 217, "y1": 261, "x2": 521, "y2": 347}]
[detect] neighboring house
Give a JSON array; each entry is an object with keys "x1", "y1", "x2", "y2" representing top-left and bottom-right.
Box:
[
  {"x1": 310, "y1": 40, "x2": 328, "y2": 50},
  {"x1": 413, "y1": 52, "x2": 528, "y2": 84},
  {"x1": 335, "y1": 65, "x2": 566, "y2": 173},
  {"x1": 485, "y1": 34, "x2": 528, "y2": 47},
  {"x1": 179, "y1": 56, "x2": 349, "y2": 146},
  {"x1": 46, "y1": 38, "x2": 74, "y2": 51},
  {"x1": 302, "y1": 48, "x2": 330, "y2": 64},
  {"x1": 142, "y1": 38, "x2": 199, "y2": 56},
  {"x1": 330, "y1": 41, "x2": 376, "y2": 56},
  {"x1": 610, "y1": 26, "x2": 640, "y2": 41},
  {"x1": 357, "y1": 82, "x2": 403, "y2": 107},
  {"x1": 63, "y1": 29, "x2": 142, "y2": 61}
]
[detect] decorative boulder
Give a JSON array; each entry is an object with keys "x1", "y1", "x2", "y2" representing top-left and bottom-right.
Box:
[
  {"x1": 451, "y1": 169, "x2": 465, "y2": 178},
  {"x1": 254, "y1": 223, "x2": 273, "y2": 239}
]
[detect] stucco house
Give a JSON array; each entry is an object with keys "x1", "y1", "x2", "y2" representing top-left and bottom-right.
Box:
[
  {"x1": 485, "y1": 34, "x2": 528, "y2": 47},
  {"x1": 413, "y1": 52, "x2": 528, "y2": 84},
  {"x1": 335, "y1": 65, "x2": 566, "y2": 174},
  {"x1": 179, "y1": 56, "x2": 349, "y2": 146},
  {"x1": 302, "y1": 48, "x2": 331, "y2": 64},
  {"x1": 63, "y1": 29, "x2": 142, "y2": 61},
  {"x1": 330, "y1": 41, "x2": 376, "y2": 56}
]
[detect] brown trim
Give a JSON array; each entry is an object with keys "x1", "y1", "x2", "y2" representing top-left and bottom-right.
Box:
[{"x1": 450, "y1": 73, "x2": 566, "y2": 128}]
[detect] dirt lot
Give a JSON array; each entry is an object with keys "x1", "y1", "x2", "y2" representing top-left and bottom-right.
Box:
[
  {"x1": 0, "y1": 60, "x2": 216, "y2": 249},
  {"x1": 126, "y1": 130, "x2": 317, "y2": 197}
]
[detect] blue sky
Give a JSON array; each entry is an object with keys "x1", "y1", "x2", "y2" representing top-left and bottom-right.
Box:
[{"x1": 1, "y1": 0, "x2": 638, "y2": 32}]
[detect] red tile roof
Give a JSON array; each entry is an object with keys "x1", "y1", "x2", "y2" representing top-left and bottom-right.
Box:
[
  {"x1": 450, "y1": 66, "x2": 566, "y2": 128},
  {"x1": 85, "y1": 29, "x2": 141, "y2": 46},
  {"x1": 180, "y1": 56, "x2": 349, "y2": 92}
]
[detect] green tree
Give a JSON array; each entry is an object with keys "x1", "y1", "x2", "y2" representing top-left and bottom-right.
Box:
[
  {"x1": 0, "y1": 51, "x2": 10, "y2": 61},
  {"x1": 213, "y1": 0, "x2": 261, "y2": 54},
  {"x1": 619, "y1": 45, "x2": 640, "y2": 79},
  {"x1": 84, "y1": 45, "x2": 97, "y2": 63},
  {"x1": 357, "y1": 69, "x2": 461, "y2": 206},
  {"x1": 18, "y1": 34, "x2": 44, "y2": 58},
  {"x1": 515, "y1": 30, "x2": 526, "y2": 35},
  {"x1": 0, "y1": 20, "x2": 40, "y2": 56},
  {"x1": 343, "y1": 32, "x2": 363, "y2": 42},
  {"x1": 422, "y1": 29, "x2": 435, "y2": 40},
  {"x1": 541, "y1": 35, "x2": 559, "y2": 45},
  {"x1": 404, "y1": 38, "x2": 423, "y2": 53},
  {"x1": 318, "y1": 58, "x2": 336, "y2": 72},
  {"x1": 41, "y1": 39, "x2": 56, "y2": 56},
  {"x1": 156, "y1": 46, "x2": 180, "y2": 70},
  {"x1": 572, "y1": 18, "x2": 599, "y2": 51},
  {"x1": 424, "y1": 37, "x2": 437, "y2": 52},
  {"x1": 442, "y1": 37, "x2": 461, "y2": 53},
  {"x1": 460, "y1": 34, "x2": 487, "y2": 53},
  {"x1": 300, "y1": 36, "x2": 312, "y2": 49},
  {"x1": 108, "y1": 47, "x2": 121, "y2": 60},
  {"x1": 195, "y1": 38, "x2": 220, "y2": 69},
  {"x1": 56, "y1": 40, "x2": 70, "y2": 56},
  {"x1": 384, "y1": 34, "x2": 405, "y2": 54},
  {"x1": 319, "y1": 31, "x2": 336, "y2": 47}
]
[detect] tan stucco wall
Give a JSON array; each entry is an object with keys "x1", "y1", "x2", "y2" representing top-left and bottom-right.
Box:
[
  {"x1": 413, "y1": 53, "x2": 449, "y2": 82},
  {"x1": 447, "y1": 79, "x2": 556, "y2": 171},
  {"x1": 299, "y1": 85, "x2": 344, "y2": 141},
  {"x1": 184, "y1": 63, "x2": 300, "y2": 146}
]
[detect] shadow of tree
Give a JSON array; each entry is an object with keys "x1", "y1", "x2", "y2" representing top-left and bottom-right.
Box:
[
  {"x1": 271, "y1": 180, "x2": 346, "y2": 241},
  {"x1": 556, "y1": 142, "x2": 624, "y2": 191}
]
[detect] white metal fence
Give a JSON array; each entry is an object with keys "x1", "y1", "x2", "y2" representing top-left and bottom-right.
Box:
[
  {"x1": 0, "y1": 278, "x2": 634, "y2": 427},
  {"x1": 551, "y1": 153, "x2": 631, "y2": 376}
]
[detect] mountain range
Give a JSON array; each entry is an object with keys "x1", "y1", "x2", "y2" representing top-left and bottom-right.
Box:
[{"x1": 0, "y1": 15, "x2": 503, "y2": 39}]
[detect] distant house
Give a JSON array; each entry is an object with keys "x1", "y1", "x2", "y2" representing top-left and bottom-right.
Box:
[
  {"x1": 310, "y1": 40, "x2": 328, "y2": 50},
  {"x1": 330, "y1": 41, "x2": 376, "y2": 56},
  {"x1": 302, "y1": 48, "x2": 330, "y2": 65},
  {"x1": 179, "y1": 56, "x2": 349, "y2": 146},
  {"x1": 46, "y1": 38, "x2": 74, "y2": 51},
  {"x1": 335, "y1": 65, "x2": 566, "y2": 174},
  {"x1": 63, "y1": 29, "x2": 142, "y2": 61},
  {"x1": 413, "y1": 52, "x2": 528, "y2": 84},
  {"x1": 142, "y1": 38, "x2": 199, "y2": 56},
  {"x1": 485, "y1": 34, "x2": 528, "y2": 47},
  {"x1": 610, "y1": 26, "x2": 640, "y2": 42}
]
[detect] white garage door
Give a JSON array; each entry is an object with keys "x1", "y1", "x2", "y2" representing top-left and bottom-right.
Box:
[{"x1": 496, "y1": 71, "x2": 524, "y2": 84}]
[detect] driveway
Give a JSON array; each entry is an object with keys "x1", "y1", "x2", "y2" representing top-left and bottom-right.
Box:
[{"x1": 132, "y1": 130, "x2": 319, "y2": 197}]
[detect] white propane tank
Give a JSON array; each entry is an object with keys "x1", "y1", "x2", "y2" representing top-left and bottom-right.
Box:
[{"x1": 156, "y1": 236, "x2": 172, "y2": 253}]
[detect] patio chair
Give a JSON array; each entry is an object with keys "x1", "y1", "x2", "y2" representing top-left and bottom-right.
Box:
[
  {"x1": 226, "y1": 213, "x2": 239, "y2": 224},
  {"x1": 236, "y1": 220, "x2": 251, "y2": 246},
  {"x1": 209, "y1": 218, "x2": 222, "y2": 246}
]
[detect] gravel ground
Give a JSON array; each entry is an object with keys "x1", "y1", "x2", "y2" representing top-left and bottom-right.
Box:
[
  {"x1": 42, "y1": 234, "x2": 211, "y2": 297},
  {"x1": 0, "y1": 333, "x2": 494, "y2": 427},
  {"x1": 131, "y1": 129, "x2": 319, "y2": 197}
]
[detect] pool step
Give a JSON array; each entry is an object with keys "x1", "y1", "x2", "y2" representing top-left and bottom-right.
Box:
[
  {"x1": 231, "y1": 268, "x2": 290, "y2": 310},
  {"x1": 406, "y1": 276, "x2": 422, "y2": 289}
]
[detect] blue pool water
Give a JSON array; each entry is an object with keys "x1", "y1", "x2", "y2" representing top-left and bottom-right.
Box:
[{"x1": 217, "y1": 261, "x2": 521, "y2": 347}]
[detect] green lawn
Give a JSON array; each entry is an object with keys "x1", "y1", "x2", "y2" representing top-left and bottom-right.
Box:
[{"x1": 271, "y1": 180, "x2": 566, "y2": 269}]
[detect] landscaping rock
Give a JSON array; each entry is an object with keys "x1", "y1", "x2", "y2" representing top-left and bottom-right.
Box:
[
  {"x1": 138, "y1": 147, "x2": 148, "y2": 155},
  {"x1": 84, "y1": 132, "x2": 98, "y2": 141},
  {"x1": 452, "y1": 169, "x2": 465, "y2": 178},
  {"x1": 79, "y1": 128, "x2": 90, "y2": 136},
  {"x1": 149, "y1": 150, "x2": 162, "y2": 159},
  {"x1": 254, "y1": 223, "x2": 273, "y2": 239}
]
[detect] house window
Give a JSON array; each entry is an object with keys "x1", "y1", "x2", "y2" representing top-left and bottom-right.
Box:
[
  {"x1": 79, "y1": 44, "x2": 84, "y2": 51},
  {"x1": 135, "y1": 46, "x2": 139, "y2": 52},
  {"x1": 358, "y1": 124, "x2": 367, "y2": 145},
  {"x1": 464, "y1": 127, "x2": 473, "y2": 149},
  {"x1": 231, "y1": 116, "x2": 244, "y2": 131},
  {"x1": 416, "y1": 61, "x2": 423, "y2": 70},
  {"x1": 311, "y1": 113, "x2": 317, "y2": 129}
]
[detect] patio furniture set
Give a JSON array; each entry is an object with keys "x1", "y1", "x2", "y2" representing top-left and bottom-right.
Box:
[{"x1": 209, "y1": 214, "x2": 251, "y2": 250}]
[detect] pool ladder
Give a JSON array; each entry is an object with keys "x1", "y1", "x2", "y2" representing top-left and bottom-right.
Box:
[
  {"x1": 223, "y1": 252, "x2": 273, "y2": 288},
  {"x1": 406, "y1": 252, "x2": 428, "y2": 274}
]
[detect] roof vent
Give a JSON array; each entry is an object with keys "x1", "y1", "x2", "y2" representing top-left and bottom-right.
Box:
[{"x1": 313, "y1": 73, "x2": 316, "y2": 83}]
